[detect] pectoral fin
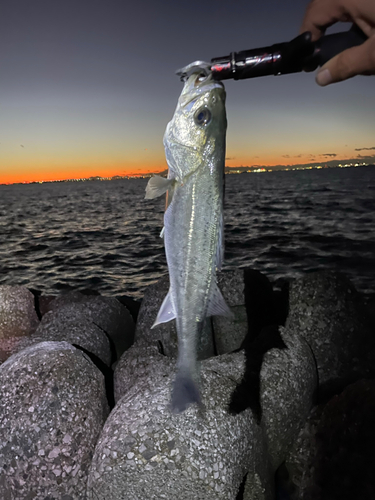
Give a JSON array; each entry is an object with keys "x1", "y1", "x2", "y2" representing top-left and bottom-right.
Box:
[
  {"x1": 145, "y1": 176, "x2": 174, "y2": 199},
  {"x1": 151, "y1": 289, "x2": 177, "y2": 328},
  {"x1": 207, "y1": 283, "x2": 233, "y2": 318}
]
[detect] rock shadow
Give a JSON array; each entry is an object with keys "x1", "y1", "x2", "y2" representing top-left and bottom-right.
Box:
[{"x1": 229, "y1": 269, "x2": 289, "y2": 422}]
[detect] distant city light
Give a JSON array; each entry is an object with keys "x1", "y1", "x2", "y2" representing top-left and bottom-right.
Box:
[{"x1": 2, "y1": 162, "x2": 372, "y2": 186}]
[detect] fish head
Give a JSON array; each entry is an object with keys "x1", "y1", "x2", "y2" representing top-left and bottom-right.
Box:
[{"x1": 164, "y1": 68, "x2": 227, "y2": 182}]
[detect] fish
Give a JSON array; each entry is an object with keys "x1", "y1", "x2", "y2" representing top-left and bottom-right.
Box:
[{"x1": 145, "y1": 63, "x2": 232, "y2": 412}]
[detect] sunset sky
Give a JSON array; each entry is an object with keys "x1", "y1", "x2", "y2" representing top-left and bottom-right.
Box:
[{"x1": 1, "y1": 0, "x2": 374, "y2": 184}]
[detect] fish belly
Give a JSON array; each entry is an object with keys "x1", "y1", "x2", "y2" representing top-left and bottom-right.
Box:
[{"x1": 164, "y1": 169, "x2": 221, "y2": 380}]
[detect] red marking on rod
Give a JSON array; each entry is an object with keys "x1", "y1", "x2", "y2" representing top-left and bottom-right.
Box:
[{"x1": 211, "y1": 63, "x2": 231, "y2": 72}]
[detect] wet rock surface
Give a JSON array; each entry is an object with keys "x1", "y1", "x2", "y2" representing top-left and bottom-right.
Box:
[{"x1": 0, "y1": 341, "x2": 109, "y2": 499}]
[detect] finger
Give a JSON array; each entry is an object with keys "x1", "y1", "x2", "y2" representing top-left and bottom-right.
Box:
[
  {"x1": 316, "y1": 36, "x2": 375, "y2": 85},
  {"x1": 300, "y1": 0, "x2": 351, "y2": 41},
  {"x1": 355, "y1": 17, "x2": 375, "y2": 38}
]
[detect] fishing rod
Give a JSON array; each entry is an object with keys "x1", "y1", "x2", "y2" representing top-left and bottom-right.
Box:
[
  {"x1": 177, "y1": 25, "x2": 367, "y2": 81},
  {"x1": 210, "y1": 24, "x2": 367, "y2": 80}
]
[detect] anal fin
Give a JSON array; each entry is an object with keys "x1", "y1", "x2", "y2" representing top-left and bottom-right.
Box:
[{"x1": 151, "y1": 289, "x2": 176, "y2": 328}]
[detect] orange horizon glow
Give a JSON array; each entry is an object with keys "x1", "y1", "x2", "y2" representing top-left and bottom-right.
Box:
[
  {"x1": 1, "y1": 150, "x2": 371, "y2": 185},
  {"x1": 0, "y1": 167, "x2": 161, "y2": 185},
  {"x1": 0, "y1": 159, "x2": 168, "y2": 185},
  {"x1": 1, "y1": 158, "x2": 281, "y2": 184}
]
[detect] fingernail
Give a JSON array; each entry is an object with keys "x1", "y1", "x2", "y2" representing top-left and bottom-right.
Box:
[{"x1": 316, "y1": 69, "x2": 332, "y2": 86}]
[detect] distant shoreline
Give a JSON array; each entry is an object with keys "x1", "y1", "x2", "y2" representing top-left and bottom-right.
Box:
[{"x1": 1, "y1": 163, "x2": 374, "y2": 187}]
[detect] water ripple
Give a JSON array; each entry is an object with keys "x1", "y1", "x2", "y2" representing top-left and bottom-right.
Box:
[{"x1": 1, "y1": 168, "x2": 374, "y2": 298}]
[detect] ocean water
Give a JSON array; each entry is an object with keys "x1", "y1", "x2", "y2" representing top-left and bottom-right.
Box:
[{"x1": 1, "y1": 166, "x2": 374, "y2": 300}]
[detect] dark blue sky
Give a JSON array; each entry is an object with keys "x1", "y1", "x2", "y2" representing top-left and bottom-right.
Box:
[{"x1": 1, "y1": 0, "x2": 374, "y2": 182}]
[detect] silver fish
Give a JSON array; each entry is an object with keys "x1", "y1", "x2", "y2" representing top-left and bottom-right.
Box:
[{"x1": 145, "y1": 64, "x2": 232, "y2": 412}]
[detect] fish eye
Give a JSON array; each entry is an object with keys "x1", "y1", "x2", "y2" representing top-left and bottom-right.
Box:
[{"x1": 194, "y1": 107, "x2": 211, "y2": 126}]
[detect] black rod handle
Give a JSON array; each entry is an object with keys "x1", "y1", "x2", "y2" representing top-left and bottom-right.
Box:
[
  {"x1": 211, "y1": 25, "x2": 367, "y2": 80},
  {"x1": 309, "y1": 25, "x2": 368, "y2": 70}
]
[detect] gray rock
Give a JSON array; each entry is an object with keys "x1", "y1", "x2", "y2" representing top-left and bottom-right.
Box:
[
  {"x1": 213, "y1": 269, "x2": 284, "y2": 354},
  {"x1": 33, "y1": 309, "x2": 112, "y2": 366},
  {"x1": 260, "y1": 326, "x2": 317, "y2": 470},
  {"x1": 284, "y1": 405, "x2": 324, "y2": 499},
  {"x1": 48, "y1": 293, "x2": 135, "y2": 360},
  {"x1": 109, "y1": 303, "x2": 317, "y2": 499},
  {"x1": 286, "y1": 379, "x2": 375, "y2": 499},
  {"x1": 114, "y1": 344, "x2": 175, "y2": 404},
  {"x1": 286, "y1": 271, "x2": 375, "y2": 395},
  {"x1": 134, "y1": 275, "x2": 214, "y2": 360},
  {"x1": 365, "y1": 293, "x2": 375, "y2": 328},
  {"x1": 243, "y1": 450, "x2": 274, "y2": 500},
  {"x1": 0, "y1": 341, "x2": 109, "y2": 499},
  {"x1": 0, "y1": 285, "x2": 40, "y2": 363},
  {"x1": 213, "y1": 305, "x2": 247, "y2": 354},
  {"x1": 87, "y1": 351, "x2": 263, "y2": 500},
  {"x1": 213, "y1": 270, "x2": 247, "y2": 354},
  {"x1": 5, "y1": 305, "x2": 113, "y2": 367},
  {"x1": 216, "y1": 269, "x2": 245, "y2": 307},
  {"x1": 37, "y1": 293, "x2": 57, "y2": 317},
  {"x1": 236, "y1": 326, "x2": 317, "y2": 500},
  {"x1": 47, "y1": 290, "x2": 88, "y2": 312},
  {"x1": 134, "y1": 274, "x2": 179, "y2": 357},
  {"x1": 136, "y1": 268, "x2": 283, "y2": 361}
]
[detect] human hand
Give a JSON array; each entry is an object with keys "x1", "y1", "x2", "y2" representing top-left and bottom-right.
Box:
[{"x1": 300, "y1": 0, "x2": 375, "y2": 85}]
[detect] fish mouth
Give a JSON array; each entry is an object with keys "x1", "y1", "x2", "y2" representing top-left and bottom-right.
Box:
[
  {"x1": 180, "y1": 80, "x2": 225, "y2": 110},
  {"x1": 176, "y1": 60, "x2": 212, "y2": 80},
  {"x1": 178, "y1": 67, "x2": 224, "y2": 107}
]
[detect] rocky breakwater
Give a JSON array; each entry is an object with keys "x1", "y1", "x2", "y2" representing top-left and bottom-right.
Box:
[
  {"x1": 0, "y1": 287, "x2": 135, "y2": 499},
  {"x1": 0, "y1": 270, "x2": 374, "y2": 499}
]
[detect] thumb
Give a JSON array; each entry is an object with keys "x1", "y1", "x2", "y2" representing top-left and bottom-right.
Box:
[{"x1": 316, "y1": 36, "x2": 375, "y2": 86}]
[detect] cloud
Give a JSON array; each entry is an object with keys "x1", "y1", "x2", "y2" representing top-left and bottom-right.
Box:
[
  {"x1": 225, "y1": 157, "x2": 235, "y2": 160},
  {"x1": 356, "y1": 153, "x2": 375, "y2": 159},
  {"x1": 321, "y1": 153, "x2": 337, "y2": 157},
  {"x1": 355, "y1": 146, "x2": 375, "y2": 151},
  {"x1": 282, "y1": 155, "x2": 290, "y2": 158}
]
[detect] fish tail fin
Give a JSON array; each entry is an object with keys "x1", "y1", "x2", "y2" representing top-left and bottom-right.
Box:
[{"x1": 171, "y1": 370, "x2": 201, "y2": 413}]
